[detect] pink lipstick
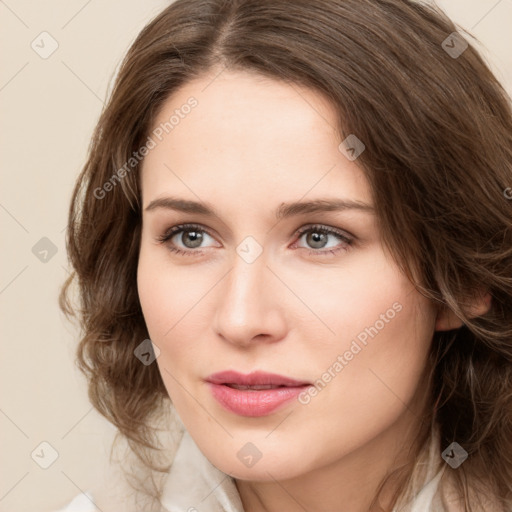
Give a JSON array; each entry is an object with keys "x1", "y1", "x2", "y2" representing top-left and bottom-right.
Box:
[{"x1": 205, "y1": 370, "x2": 311, "y2": 417}]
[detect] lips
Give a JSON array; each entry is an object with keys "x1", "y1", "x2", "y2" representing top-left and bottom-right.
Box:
[{"x1": 205, "y1": 370, "x2": 312, "y2": 417}]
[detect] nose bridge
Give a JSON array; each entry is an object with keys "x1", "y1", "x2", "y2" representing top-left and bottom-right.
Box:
[
  {"x1": 213, "y1": 244, "x2": 286, "y2": 345},
  {"x1": 223, "y1": 250, "x2": 268, "y2": 321}
]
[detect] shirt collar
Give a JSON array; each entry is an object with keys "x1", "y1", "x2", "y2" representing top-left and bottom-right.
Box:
[{"x1": 160, "y1": 430, "x2": 245, "y2": 512}]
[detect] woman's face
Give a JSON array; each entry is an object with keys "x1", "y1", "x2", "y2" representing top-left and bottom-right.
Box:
[{"x1": 137, "y1": 70, "x2": 439, "y2": 482}]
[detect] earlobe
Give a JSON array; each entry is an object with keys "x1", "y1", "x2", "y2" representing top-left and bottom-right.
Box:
[
  {"x1": 435, "y1": 291, "x2": 492, "y2": 332},
  {"x1": 466, "y1": 290, "x2": 492, "y2": 318}
]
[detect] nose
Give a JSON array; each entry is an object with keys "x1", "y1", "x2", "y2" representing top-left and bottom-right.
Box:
[{"x1": 212, "y1": 251, "x2": 288, "y2": 348}]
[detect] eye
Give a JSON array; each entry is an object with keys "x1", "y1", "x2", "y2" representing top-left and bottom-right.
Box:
[
  {"x1": 156, "y1": 223, "x2": 354, "y2": 258},
  {"x1": 156, "y1": 223, "x2": 218, "y2": 256},
  {"x1": 293, "y1": 224, "x2": 354, "y2": 256}
]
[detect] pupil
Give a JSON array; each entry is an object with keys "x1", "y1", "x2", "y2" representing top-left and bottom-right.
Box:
[
  {"x1": 308, "y1": 232, "x2": 327, "y2": 249},
  {"x1": 183, "y1": 230, "x2": 203, "y2": 248}
]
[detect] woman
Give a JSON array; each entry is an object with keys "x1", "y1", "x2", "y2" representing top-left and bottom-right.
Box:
[{"x1": 58, "y1": 0, "x2": 512, "y2": 510}]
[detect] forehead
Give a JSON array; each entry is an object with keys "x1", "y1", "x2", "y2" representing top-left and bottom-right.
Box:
[{"x1": 140, "y1": 70, "x2": 372, "y2": 210}]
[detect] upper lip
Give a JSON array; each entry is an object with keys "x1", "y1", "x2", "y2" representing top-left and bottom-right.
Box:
[{"x1": 205, "y1": 370, "x2": 310, "y2": 387}]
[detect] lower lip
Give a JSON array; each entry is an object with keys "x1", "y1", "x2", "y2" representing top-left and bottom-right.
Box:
[{"x1": 207, "y1": 383, "x2": 309, "y2": 417}]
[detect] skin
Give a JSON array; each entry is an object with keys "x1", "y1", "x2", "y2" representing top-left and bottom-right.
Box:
[{"x1": 136, "y1": 69, "x2": 475, "y2": 512}]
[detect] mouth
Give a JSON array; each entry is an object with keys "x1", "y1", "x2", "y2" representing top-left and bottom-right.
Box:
[
  {"x1": 205, "y1": 370, "x2": 311, "y2": 388},
  {"x1": 205, "y1": 370, "x2": 312, "y2": 417},
  {"x1": 223, "y1": 383, "x2": 289, "y2": 390}
]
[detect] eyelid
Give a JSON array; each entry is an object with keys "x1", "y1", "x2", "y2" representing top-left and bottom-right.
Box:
[
  {"x1": 291, "y1": 223, "x2": 354, "y2": 256},
  {"x1": 294, "y1": 223, "x2": 354, "y2": 241}
]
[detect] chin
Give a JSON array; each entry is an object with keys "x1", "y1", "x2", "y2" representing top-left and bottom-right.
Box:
[{"x1": 207, "y1": 446, "x2": 310, "y2": 482}]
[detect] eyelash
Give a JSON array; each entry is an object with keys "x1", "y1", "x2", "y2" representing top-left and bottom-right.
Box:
[{"x1": 155, "y1": 223, "x2": 354, "y2": 258}]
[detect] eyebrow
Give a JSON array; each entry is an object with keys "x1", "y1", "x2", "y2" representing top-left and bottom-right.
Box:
[{"x1": 144, "y1": 196, "x2": 374, "y2": 219}]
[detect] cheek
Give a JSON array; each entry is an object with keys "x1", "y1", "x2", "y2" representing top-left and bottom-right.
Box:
[
  {"x1": 292, "y1": 283, "x2": 435, "y2": 469},
  {"x1": 292, "y1": 252, "x2": 436, "y2": 412},
  {"x1": 137, "y1": 241, "x2": 192, "y2": 335},
  {"x1": 323, "y1": 287, "x2": 435, "y2": 426},
  {"x1": 136, "y1": 257, "x2": 169, "y2": 338},
  {"x1": 137, "y1": 253, "x2": 214, "y2": 426},
  {"x1": 136, "y1": 244, "x2": 212, "y2": 368},
  {"x1": 280, "y1": 248, "x2": 421, "y2": 349}
]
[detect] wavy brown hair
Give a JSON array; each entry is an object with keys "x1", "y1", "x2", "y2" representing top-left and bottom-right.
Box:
[{"x1": 60, "y1": 0, "x2": 512, "y2": 509}]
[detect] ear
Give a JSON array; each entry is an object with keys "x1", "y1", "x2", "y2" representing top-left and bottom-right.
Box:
[{"x1": 435, "y1": 291, "x2": 492, "y2": 332}]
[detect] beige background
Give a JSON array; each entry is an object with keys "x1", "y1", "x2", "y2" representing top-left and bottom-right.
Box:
[{"x1": 0, "y1": 1, "x2": 511, "y2": 510}]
